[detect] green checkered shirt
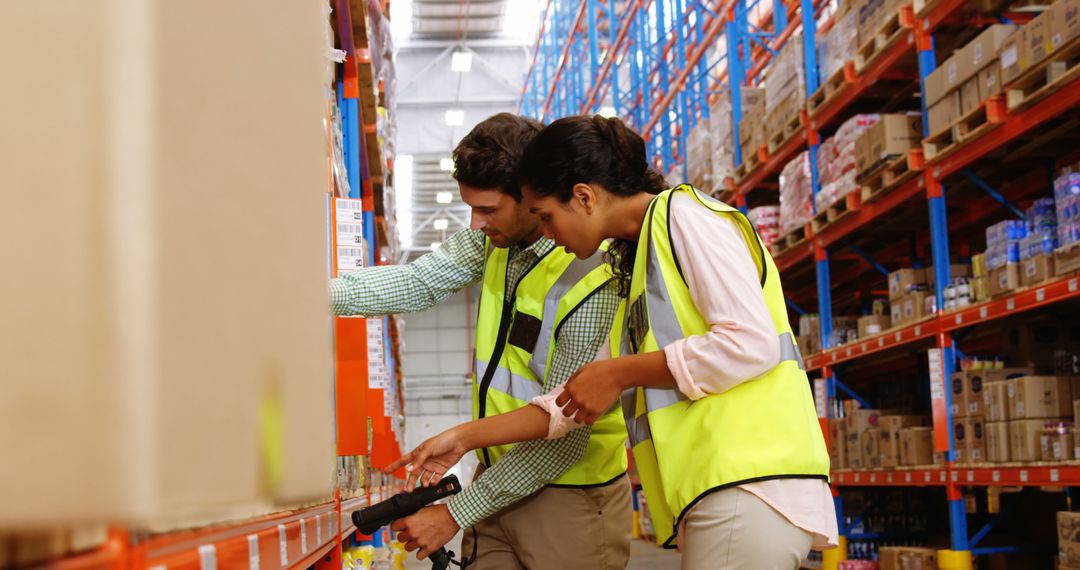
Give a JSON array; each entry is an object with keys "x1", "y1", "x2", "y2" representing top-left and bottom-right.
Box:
[{"x1": 329, "y1": 228, "x2": 620, "y2": 529}]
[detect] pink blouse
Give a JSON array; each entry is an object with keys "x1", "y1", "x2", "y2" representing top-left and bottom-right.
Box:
[{"x1": 532, "y1": 192, "x2": 838, "y2": 548}]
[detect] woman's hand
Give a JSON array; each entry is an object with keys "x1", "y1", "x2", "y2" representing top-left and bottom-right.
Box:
[
  {"x1": 386, "y1": 428, "x2": 468, "y2": 488},
  {"x1": 555, "y1": 359, "x2": 626, "y2": 425}
]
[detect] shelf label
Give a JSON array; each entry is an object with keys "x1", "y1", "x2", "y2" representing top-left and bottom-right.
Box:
[
  {"x1": 278, "y1": 524, "x2": 288, "y2": 566},
  {"x1": 1053, "y1": 469, "x2": 1061, "y2": 482},
  {"x1": 248, "y1": 535, "x2": 260, "y2": 570},
  {"x1": 967, "y1": 471, "x2": 974, "y2": 482},
  {"x1": 846, "y1": 347, "x2": 852, "y2": 357},
  {"x1": 870, "y1": 473, "x2": 877, "y2": 483},
  {"x1": 952, "y1": 471, "x2": 958, "y2": 482},
  {"x1": 316, "y1": 514, "x2": 323, "y2": 544},
  {"x1": 915, "y1": 325, "x2": 921, "y2": 336},
  {"x1": 940, "y1": 471, "x2": 947, "y2": 482},
  {"x1": 1071, "y1": 278, "x2": 1078, "y2": 292},
  {"x1": 855, "y1": 473, "x2": 861, "y2": 483},
  {"x1": 906, "y1": 472, "x2": 912, "y2": 483},
  {"x1": 300, "y1": 518, "x2": 308, "y2": 554},
  {"x1": 896, "y1": 332, "x2": 903, "y2": 342},
  {"x1": 199, "y1": 545, "x2": 217, "y2": 570},
  {"x1": 993, "y1": 471, "x2": 1001, "y2": 482},
  {"x1": 1037, "y1": 288, "x2": 1046, "y2": 302},
  {"x1": 888, "y1": 473, "x2": 894, "y2": 483},
  {"x1": 956, "y1": 314, "x2": 963, "y2": 325},
  {"x1": 980, "y1": 306, "x2": 988, "y2": 319},
  {"x1": 1007, "y1": 298, "x2": 1016, "y2": 311},
  {"x1": 924, "y1": 472, "x2": 931, "y2": 482},
  {"x1": 861, "y1": 343, "x2": 867, "y2": 353},
  {"x1": 1020, "y1": 470, "x2": 1029, "y2": 482},
  {"x1": 878, "y1": 338, "x2": 885, "y2": 348}
]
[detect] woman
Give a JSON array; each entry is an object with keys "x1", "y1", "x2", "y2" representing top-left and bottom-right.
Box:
[{"x1": 390, "y1": 115, "x2": 837, "y2": 569}]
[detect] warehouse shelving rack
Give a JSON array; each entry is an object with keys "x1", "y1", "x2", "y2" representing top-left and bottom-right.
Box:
[
  {"x1": 28, "y1": 2, "x2": 406, "y2": 568},
  {"x1": 522, "y1": 0, "x2": 1080, "y2": 564}
]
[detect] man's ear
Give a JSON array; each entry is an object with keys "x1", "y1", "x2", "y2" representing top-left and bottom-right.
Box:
[{"x1": 572, "y1": 183, "x2": 597, "y2": 214}]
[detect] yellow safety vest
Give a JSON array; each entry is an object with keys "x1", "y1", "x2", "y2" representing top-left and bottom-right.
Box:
[
  {"x1": 473, "y1": 238, "x2": 629, "y2": 486},
  {"x1": 613, "y1": 185, "x2": 829, "y2": 546}
]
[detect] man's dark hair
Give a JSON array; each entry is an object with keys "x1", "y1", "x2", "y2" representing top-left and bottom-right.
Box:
[{"x1": 452, "y1": 113, "x2": 543, "y2": 201}]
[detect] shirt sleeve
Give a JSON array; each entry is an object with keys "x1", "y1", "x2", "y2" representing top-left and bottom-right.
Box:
[
  {"x1": 328, "y1": 228, "x2": 486, "y2": 316},
  {"x1": 661, "y1": 193, "x2": 781, "y2": 400},
  {"x1": 446, "y1": 281, "x2": 620, "y2": 528}
]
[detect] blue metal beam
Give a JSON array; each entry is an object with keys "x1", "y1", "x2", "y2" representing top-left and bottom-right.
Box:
[
  {"x1": 848, "y1": 245, "x2": 890, "y2": 277},
  {"x1": 834, "y1": 376, "x2": 873, "y2": 410},
  {"x1": 961, "y1": 169, "x2": 1026, "y2": 219}
]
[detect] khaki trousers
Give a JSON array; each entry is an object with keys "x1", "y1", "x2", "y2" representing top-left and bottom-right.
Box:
[
  {"x1": 459, "y1": 473, "x2": 632, "y2": 570},
  {"x1": 679, "y1": 487, "x2": 814, "y2": 570}
]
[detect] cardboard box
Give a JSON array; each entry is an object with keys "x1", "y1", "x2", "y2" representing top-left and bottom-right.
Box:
[
  {"x1": 890, "y1": 300, "x2": 905, "y2": 327},
  {"x1": 988, "y1": 379, "x2": 1015, "y2": 421},
  {"x1": 899, "y1": 548, "x2": 938, "y2": 570},
  {"x1": 1013, "y1": 376, "x2": 1073, "y2": 419},
  {"x1": 846, "y1": 408, "x2": 883, "y2": 433},
  {"x1": 966, "y1": 416, "x2": 987, "y2": 462},
  {"x1": 1025, "y1": 10, "x2": 1053, "y2": 70},
  {"x1": 889, "y1": 268, "x2": 926, "y2": 301},
  {"x1": 856, "y1": 114, "x2": 923, "y2": 175},
  {"x1": 1059, "y1": 511, "x2": 1080, "y2": 567},
  {"x1": 1011, "y1": 418, "x2": 1058, "y2": 461},
  {"x1": 1042, "y1": 425, "x2": 1074, "y2": 461},
  {"x1": 1075, "y1": 427, "x2": 1080, "y2": 460},
  {"x1": 879, "y1": 547, "x2": 903, "y2": 570},
  {"x1": 1052, "y1": 0, "x2": 1080, "y2": 52},
  {"x1": 972, "y1": 275, "x2": 990, "y2": 303},
  {"x1": 862, "y1": 428, "x2": 882, "y2": 468},
  {"x1": 1022, "y1": 252, "x2": 1056, "y2": 286},
  {"x1": 964, "y1": 368, "x2": 1032, "y2": 419},
  {"x1": 0, "y1": 2, "x2": 336, "y2": 527},
  {"x1": 987, "y1": 421, "x2": 1011, "y2": 462},
  {"x1": 880, "y1": 415, "x2": 928, "y2": 468},
  {"x1": 964, "y1": 25, "x2": 1019, "y2": 80},
  {"x1": 847, "y1": 429, "x2": 864, "y2": 469},
  {"x1": 989, "y1": 263, "x2": 1021, "y2": 297},
  {"x1": 979, "y1": 60, "x2": 1004, "y2": 101},
  {"x1": 961, "y1": 77, "x2": 982, "y2": 117},
  {"x1": 928, "y1": 91, "x2": 961, "y2": 136},
  {"x1": 900, "y1": 427, "x2": 934, "y2": 465},
  {"x1": 902, "y1": 291, "x2": 934, "y2": 322},
  {"x1": 1001, "y1": 29, "x2": 1025, "y2": 84},
  {"x1": 858, "y1": 314, "x2": 891, "y2": 338},
  {"x1": 953, "y1": 418, "x2": 969, "y2": 462},
  {"x1": 1075, "y1": 399, "x2": 1080, "y2": 421},
  {"x1": 829, "y1": 420, "x2": 848, "y2": 468},
  {"x1": 925, "y1": 56, "x2": 961, "y2": 106}
]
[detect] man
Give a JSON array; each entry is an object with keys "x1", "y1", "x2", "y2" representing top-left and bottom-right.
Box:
[{"x1": 330, "y1": 113, "x2": 631, "y2": 569}]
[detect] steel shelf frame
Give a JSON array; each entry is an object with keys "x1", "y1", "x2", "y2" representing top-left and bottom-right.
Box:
[{"x1": 521, "y1": 0, "x2": 1080, "y2": 563}]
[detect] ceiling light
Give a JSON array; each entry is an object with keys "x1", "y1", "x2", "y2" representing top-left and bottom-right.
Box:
[
  {"x1": 436, "y1": 192, "x2": 453, "y2": 204},
  {"x1": 445, "y1": 110, "x2": 465, "y2": 126},
  {"x1": 451, "y1": 51, "x2": 473, "y2": 72},
  {"x1": 433, "y1": 218, "x2": 449, "y2": 231},
  {"x1": 440, "y1": 157, "x2": 454, "y2": 171},
  {"x1": 430, "y1": 241, "x2": 442, "y2": 251},
  {"x1": 598, "y1": 106, "x2": 617, "y2": 118}
]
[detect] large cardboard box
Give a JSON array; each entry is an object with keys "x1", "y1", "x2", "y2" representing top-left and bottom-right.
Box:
[
  {"x1": 989, "y1": 263, "x2": 1021, "y2": 297},
  {"x1": 902, "y1": 291, "x2": 934, "y2": 323},
  {"x1": 1013, "y1": 376, "x2": 1073, "y2": 419},
  {"x1": 928, "y1": 91, "x2": 961, "y2": 136},
  {"x1": 0, "y1": 2, "x2": 336, "y2": 527},
  {"x1": 962, "y1": 25, "x2": 1018, "y2": 81},
  {"x1": 963, "y1": 368, "x2": 1032, "y2": 419},
  {"x1": 1012, "y1": 418, "x2": 1060, "y2": 461},
  {"x1": 891, "y1": 300, "x2": 905, "y2": 327},
  {"x1": 846, "y1": 408, "x2": 884, "y2": 433},
  {"x1": 979, "y1": 60, "x2": 1004, "y2": 101},
  {"x1": 847, "y1": 425, "x2": 864, "y2": 469},
  {"x1": 961, "y1": 77, "x2": 982, "y2": 117},
  {"x1": 1023, "y1": 252, "x2": 1056, "y2": 286},
  {"x1": 858, "y1": 314, "x2": 892, "y2": 338},
  {"x1": 1052, "y1": 0, "x2": 1080, "y2": 52},
  {"x1": 953, "y1": 418, "x2": 969, "y2": 462},
  {"x1": 1059, "y1": 511, "x2": 1080, "y2": 567},
  {"x1": 889, "y1": 268, "x2": 927, "y2": 301},
  {"x1": 899, "y1": 548, "x2": 938, "y2": 570},
  {"x1": 1042, "y1": 424, "x2": 1074, "y2": 461},
  {"x1": 879, "y1": 547, "x2": 903, "y2": 570},
  {"x1": 856, "y1": 114, "x2": 923, "y2": 175},
  {"x1": 1025, "y1": 10, "x2": 1053, "y2": 70},
  {"x1": 862, "y1": 428, "x2": 882, "y2": 468},
  {"x1": 925, "y1": 56, "x2": 962, "y2": 106},
  {"x1": 880, "y1": 415, "x2": 928, "y2": 468},
  {"x1": 900, "y1": 427, "x2": 934, "y2": 466},
  {"x1": 966, "y1": 416, "x2": 987, "y2": 462},
  {"x1": 987, "y1": 379, "x2": 1010, "y2": 421},
  {"x1": 829, "y1": 420, "x2": 848, "y2": 468},
  {"x1": 1001, "y1": 29, "x2": 1025, "y2": 84},
  {"x1": 987, "y1": 421, "x2": 1011, "y2": 462}
]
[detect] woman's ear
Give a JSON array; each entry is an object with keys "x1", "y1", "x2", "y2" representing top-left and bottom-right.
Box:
[{"x1": 572, "y1": 183, "x2": 597, "y2": 214}]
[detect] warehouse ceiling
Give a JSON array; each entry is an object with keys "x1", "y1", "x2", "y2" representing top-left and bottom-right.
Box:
[{"x1": 389, "y1": 0, "x2": 540, "y2": 262}]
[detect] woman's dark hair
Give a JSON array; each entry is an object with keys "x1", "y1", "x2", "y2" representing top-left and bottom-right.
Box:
[
  {"x1": 518, "y1": 115, "x2": 667, "y2": 297},
  {"x1": 452, "y1": 112, "x2": 543, "y2": 201}
]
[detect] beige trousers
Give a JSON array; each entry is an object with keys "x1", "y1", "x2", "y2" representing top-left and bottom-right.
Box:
[
  {"x1": 679, "y1": 487, "x2": 814, "y2": 570},
  {"x1": 459, "y1": 474, "x2": 632, "y2": 570}
]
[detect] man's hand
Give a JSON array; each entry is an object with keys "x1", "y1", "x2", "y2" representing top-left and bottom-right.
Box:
[
  {"x1": 555, "y1": 359, "x2": 625, "y2": 424},
  {"x1": 391, "y1": 504, "x2": 460, "y2": 561},
  {"x1": 386, "y1": 428, "x2": 468, "y2": 488}
]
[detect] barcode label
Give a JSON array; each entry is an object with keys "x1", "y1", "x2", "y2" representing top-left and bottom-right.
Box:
[
  {"x1": 337, "y1": 223, "x2": 363, "y2": 235},
  {"x1": 337, "y1": 246, "x2": 366, "y2": 275},
  {"x1": 336, "y1": 199, "x2": 362, "y2": 210}
]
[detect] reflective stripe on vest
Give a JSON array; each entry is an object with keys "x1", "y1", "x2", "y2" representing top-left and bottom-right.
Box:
[{"x1": 526, "y1": 253, "x2": 606, "y2": 379}]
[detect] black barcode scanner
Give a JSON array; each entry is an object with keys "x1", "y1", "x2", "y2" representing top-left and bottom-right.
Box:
[{"x1": 352, "y1": 475, "x2": 464, "y2": 569}]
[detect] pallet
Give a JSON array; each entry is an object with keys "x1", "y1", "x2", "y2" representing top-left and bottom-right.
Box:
[
  {"x1": 854, "y1": 5, "x2": 914, "y2": 73},
  {"x1": 810, "y1": 192, "x2": 861, "y2": 234},
  {"x1": 734, "y1": 146, "x2": 763, "y2": 182},
  {"x1": 923, "y1": 97, "x2": 1007, "y2": 162},
  {"x1": 767, "y1": 113, "x2": 803, "y2": 154},
  {"x1": 1006, "y1": 35, "x2": 1080, "y2": 112},
  {"x1": 808, "y1": 63, "x2": 856, "y2": 116},
  {"x1": 770, "y1": 225, "x2": 810, "y2": 258},
  {"x1": 858, "y1": 149, "x2": 925, "y2": 204}
]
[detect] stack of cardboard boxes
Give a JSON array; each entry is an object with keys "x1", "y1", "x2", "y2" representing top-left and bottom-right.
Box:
[
  {"x1": 952, "y1": 368, "x2": 1031, "y2": 463},
  {"x1": 737, "y1": 87, "x2": 767, "y2": 168},
  {"x1": 878, "y1": 546, "x2": 938, "y2": 570},
  {"x1": 764, "y1": 36, "x2": 806, "y2": 144},
  {"x1": 833, "y1": 402, "x2": 933, "y2": 469},
  {"x1": 686, "y1": 120, "x2": 717, "y2": 193},
  {"x1": 1060, "y1": 511, "x2": 1080, "y2": 570},
  {"x1": 798, "y1": 313, "x2": 821, "y2": 357},
  {"x1": 888, "y1": 268, "x2": 932, "y2": 327},
  {"x1": 855, "y1": 0, "x2": 906, "y2": 50},
  {"x1": 925, "y1": 25, "x2": 1017, "y2": 137},
  {"x1": 1001, "y1": 0, "x2": 1080, "y2": 87},
  {"x1": 854, "y1": 113, "x2": 923, "y2": 178},
  {"x1": 984, "y1": 374, "x2": 1077, "y2": 463}
]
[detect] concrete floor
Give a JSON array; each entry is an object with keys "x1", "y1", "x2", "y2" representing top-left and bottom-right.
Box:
[{"x1": 403, "y1": 535, "x2": 681, "y2": 569}]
